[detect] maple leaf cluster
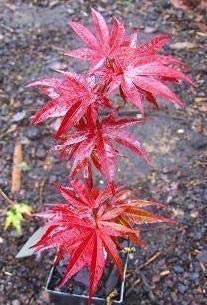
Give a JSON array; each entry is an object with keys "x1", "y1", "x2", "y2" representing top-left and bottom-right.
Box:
[
  {"x1": 27, "y1": 9, "x2": 192, "y2": 301},
  {"x1": 33, "y1": 181, "x2": 170, "y2": 298}
]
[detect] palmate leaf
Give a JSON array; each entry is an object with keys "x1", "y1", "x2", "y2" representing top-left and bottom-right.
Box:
[
  {"x1": 52, "y1": 114, "x2": 149, "y2": 184},
  {"x1": 65, "y1": 9, "x2": 193, "y2": 113},
  {"x1": 5, "y1": 203, "x2": 33, "y2": 235},
  {"x1": 27, "y1": 72, "x2": 110, "y2": 136},
  {"x1": 96, "y1": 34, "x2": 193, "y2": 114},
  {"x1": 101, "y1": 57, "x2": 193, "y2": 114},
  {"x1": 66, "y1": 9, "x2": 126, "y2": 74},
  {"x1": 32, "y1": 181, "x2": 171, "y2": 300}
]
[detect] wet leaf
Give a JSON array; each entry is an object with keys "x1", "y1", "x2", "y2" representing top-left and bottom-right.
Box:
[{"x1": 32, "y1": 182, "x2": 170, "y2": 299}]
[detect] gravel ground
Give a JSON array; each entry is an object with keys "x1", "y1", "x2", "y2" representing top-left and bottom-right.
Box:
[{"x1": 0, "y1": 1, "x2": 206, "y2": 305}]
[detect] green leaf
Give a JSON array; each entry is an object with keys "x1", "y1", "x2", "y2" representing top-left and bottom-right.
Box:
[
  {"x1": 15, "y1": 203, "x2": 33, "y2": 215},
  {"x1": 4, "y1": 203, "x2": 33, "y2": 235}
]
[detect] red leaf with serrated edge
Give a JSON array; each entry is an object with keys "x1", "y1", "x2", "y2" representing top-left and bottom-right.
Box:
[
  {"x1": 91, "y1": 9, "x2": 110, "y2": 48},
  {"x1": 134, "y1": 76, "x2": 184, "y2": 107},
  {"x1": 135, "y1": 34, "x2": 171, "y2": 55},
  {"x1": 32, "y1": 100, "x2": 69, "y2": 124},
  {"x1": 32, "y1": 182, "x2": 172, "y2": 299},
  {"x1": 70, "y1": 136, "x2": 96, "y2": 176},
  {"x1": 96, "y1": 127, "x2": 118, "y2": 184},
  {"x1": 65, "y1": 48, "x2": 98, "y2": 60},
  {"x1": 109, "y1": 17, "x2": 125, "y2": 54},
  {"x1": 128, "y1": 63, "x2": 193, "y2": 84},
  {"x1": 56, "y1": 101, "x2": 86, "y2": 137},
  {"x1": 110, "y1": 129, "x2": 150, "y2": 164},
  {"x1": 121, "y1": 80, "x2": 144, "y2": 114},
  {"x1": 55, "y1": 184, "x2": 88, "y2": 209},
  {"x1": 28, "y1": 72, "x2": 110, "y2": 134},
  {"x1": 69, "y1": 21, "x2": 99, "y2": 49},
  {"x1": 52, "y1": 115, "x2": 149, "y2": 184},
  {"x1": 67, "y1": 9, "x2": 126, "y2": 73},
  {"x1": 26, "y1": 78, "x2": 62, "y2": 89},
  {"x1": 89, "y1": 233, "x2": 105, "y2": 299},
  {"x1": 98, "y1": 230, "x2": 123, "y2": 275},
  {"x1": 58, "y1": 232, "x2": 94, "y2": 287}
]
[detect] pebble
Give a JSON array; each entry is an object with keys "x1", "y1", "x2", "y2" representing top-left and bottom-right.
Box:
[
  {"x1": 197, "y1": 250, "x2": 207, "y2": 263},
  {"x1": 173, "y1": 265, "x2": 184, "y2": 273},
  {"x1": 36, "y1": 147, "x2": 45, "y2": 159},
  {"x1": 11, "y1": 300, "x2": 20, "y2": 305},
  {"x1": 67, "y1": 8, "x2": 75, "y2": 15},
  {"x1": 178, "y1": 284, "x2": 188, "y2": 294},
  {"x1": 23, "y1": 98, "x2": 33, "y2": 105},
  {"x1": 203, "y1": 189, "x2": 207, "y2": 202},
  {"x1": 177, "y1": 129, "x2": 185, "y2": 134},
  {"x1": 191, "y1": 134, "x2": 207, "y2": 150},
  {"x1": 12, "y1": 111, "x2": 26, "y2": 122},
  {"x1": 191, "y1": 272, "x2": 199, "y2": 280},
  {"x1": 144, "y1": 26, "x2": 156, "y2": 33},
  {"x1": 190, "y1": 211, "x2": 199, "y2": 218},
  {"x1": 25, "y1": 127, "x2": 40, "y2": 140},
  {"x1": 152, "y1": 274, "x2": 160, "y2": 283},
  {"x1": 1, "y1": 104, "x2": 9, "y2": 116}
]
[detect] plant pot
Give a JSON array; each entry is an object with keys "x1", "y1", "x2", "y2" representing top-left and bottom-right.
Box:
[
  {"x1": 45, "y1": 254, "x2": 129, "y2": 305},
  {"x1": 17, "y1": 229, "x2": 129, "y2": 305}
]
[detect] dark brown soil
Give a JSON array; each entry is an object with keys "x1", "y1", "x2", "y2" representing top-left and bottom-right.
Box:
[{"x1": 0, "y1": 1, "x2": 206, "y2": 305}]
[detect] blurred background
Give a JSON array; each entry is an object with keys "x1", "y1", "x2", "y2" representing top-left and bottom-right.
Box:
[{"x1": 0, "y1": 1, "x2": 206, "y2": 305}]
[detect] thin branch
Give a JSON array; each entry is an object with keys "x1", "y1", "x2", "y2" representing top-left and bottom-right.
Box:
[{"x1": 0, "y1": 188, "x2": 15, "y2": 206}]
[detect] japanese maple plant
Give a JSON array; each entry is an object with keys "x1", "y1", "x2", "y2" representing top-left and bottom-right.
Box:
[{"x1": 27, "y1": 9, "x2": 192, "y2": 302}]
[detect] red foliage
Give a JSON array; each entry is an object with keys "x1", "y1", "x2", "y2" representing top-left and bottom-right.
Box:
[
  {"x1": 33, "y1": 181, "x2": 170, "y2": 299},
  {"x1": 27, "y1": 8, "x2": 193, "y2": 301},
  {"x1": 66, "y1": 10, "x2": 193, "y2": 114},
  {"x1": 52, "y1": 113, "x2": 149, "y2": 185},
  {"x1": 27, "y1": 72, "x2": 110, "y2": 137}
]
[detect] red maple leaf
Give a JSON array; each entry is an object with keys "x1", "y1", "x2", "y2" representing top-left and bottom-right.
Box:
[
  {"x1": 27, "y1": 72, "x2": 110, "y2": 137},
  {"x1": 66, "y1": 9, "x2": 126, "y2": 74},
  {"x1": 33, "y1": 181, "x2": 171, "y2": 299},
  {"x1": 96, "y1": 34, "x2": 194, "y2": 114},
  {"x1": 52, "y1": 113, "x2": 150, "y2": 184}
]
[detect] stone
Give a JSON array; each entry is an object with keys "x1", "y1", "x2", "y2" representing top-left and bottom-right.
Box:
[
  {"x1": 25, "y1": 127, "x2": 40, "y2": 140},
  {"x1": 197, "y1": 250, "x2": 207, "y2": 263},
  {"x1": 12, "y1": 111, "x2": 26, "y2": 122},
  {"x1": 191, "y1": 134, "x2": 207, "y2": 150},
  {"x1": 173, "y1": 265, "x2": 184, "y2": 273},
  {"x1": 36, "y1": 147, "x2": 45, "y2": 159},
  {"x1": 178, "y1": 284, "x2": 188, "y2": 294},
  {"x1": 12, "y1": 300, "x2": 20, "y2": 305}
]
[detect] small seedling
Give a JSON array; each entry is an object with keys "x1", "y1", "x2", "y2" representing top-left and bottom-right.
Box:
[
  {"x1": 25, "y1": 9, "x2": 193, "y2": 302},
  {"x1": 5, "y1": 203, "x2": 32, "y2": 235}
]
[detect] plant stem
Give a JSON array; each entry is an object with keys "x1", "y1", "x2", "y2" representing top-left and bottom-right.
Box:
[{"x1": 0, "y1": 188, "x2": 15, "y2": 206}]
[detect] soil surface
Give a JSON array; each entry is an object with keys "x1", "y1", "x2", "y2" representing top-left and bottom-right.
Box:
[{"x1": 0, "y1": 1, "x2": 206, "y2": 305}]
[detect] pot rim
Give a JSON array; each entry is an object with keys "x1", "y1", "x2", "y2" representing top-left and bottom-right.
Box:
[{"x1": 45, "y1": 253, "x2": 129, "y2": 304}]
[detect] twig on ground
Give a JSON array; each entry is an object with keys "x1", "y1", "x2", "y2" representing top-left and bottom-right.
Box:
[
  {"x1": 39, "y1": 155, "x2": 53, "y2": 205},
  {"x1": 137, "y1": 251, "x2": 161, "y2": 270},
  {"x1": 11, "y1": 141, "x2": 23, "y2": 193},
  {"x1": 1, "y1": 23, "x2": 14, "y2": 33},
  {"x1": 0, "y1": 126, "x2": 17, "y2": 139},
  {"x1": 160, "y1": 270, "x2": 170, "y2": 277},
  {"x1": 39, "y1": 177, "x2": 47, "y2": 206},
  {"x1": 0, "y1": 188, "x2": 15, "y2": 206}
]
